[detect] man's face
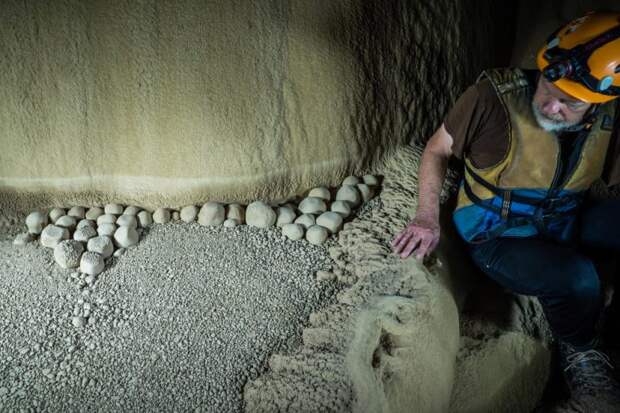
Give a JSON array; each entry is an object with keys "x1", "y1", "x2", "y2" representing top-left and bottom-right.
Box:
[{"x1": 531, "y1": 76, "x2": 592, "y2": 132}]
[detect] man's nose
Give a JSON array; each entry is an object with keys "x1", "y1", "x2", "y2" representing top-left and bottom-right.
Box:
[{"x1": 541, "y1": 99, "x2": 562, "y2": 115}]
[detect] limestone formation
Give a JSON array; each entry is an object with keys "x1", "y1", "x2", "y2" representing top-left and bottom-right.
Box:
[
  {"x1": 330, "y1": 200, "x2": 352, "y2": 218},
  {"x1": 123, "y1": 206, "x2": 140, "y2": 216},
  {"x1": 342, "y1": 176, "x2": 361, "y2": 186},
  {"x1": 308, "y1": 187, "x2": 331, "y2": 201},
  {"x1": 335, "y1": 185, "x2": 361, "y2": 207},
  {"x1": 80, "y1": 251, "x2": 105, "y2": 276},
  {"x1": 276, "y1": 206, "x2": 296, "y2": 228},
  {"x1": 363, "y1": 174, "x2": 379, "y2": 186},
  {"x1": 226, "y1": 204, "x2": 245, "y2": 223},
  {"x1": 85, "y1": 207, "x2": 104, "y2": 220},
  {"x1": 104, "y1": 204, "x2": 124, "y2": 215},
  {"x1": 116, "y1": 215, "x2": 138, "y2": 229},
  {"x1": 298, "y1": 197, "x2": 327, "y2": 215},
  {"x1": 97, "y1": 214, "x2": 117, "y2": 225},
  {"x1": 305, "y1": 225, "x2": 328, "y2": 245},
  {"x1": 153, "y1": 208, "x2": 171, "y2": 224},
  {"x1": 198, "y1": 202, "x2": 225, "y2": 226},
  {"x1": 40, "y1": 225, "x2": 70, "y2": 248},
  {"x1": 97, "y1": 223, "x2": 117, "y2": 237},
  {"x1": 223, "y1": 218, "x2": 238, "y2": 228},
  {"x1": 87, "y1": 236, "x2": 114, "y2": 259},
  {"x1": 137, "y1": 211, "x2": 153, "y2": 227},
  {"x1": 13, "y1": 233, "x2": 33, "y2": 246},
  {"x1": 180, "y1": 206, "x2": 198, "y2": 223},
  {"x1": 25, "y1": 211, "x2": 48, "y2": 235},
  {"x1": 73, "y1": 226, "x2": 98, "y2": 243},
  {"x1": 281, "y1": 223, "x2": 304, "y2": 241},
  {"x1": 77, "y1": 219, "x2": 96, "y2": 230},
  {"x1": 357, "y1": 183, "x2": 373, "y2": 202},
  {"x1": 67, "y1": 206, "x2": 86, "y2": 219},
  {"x1": 113, "y1": 226, "x2": 139, "y2": 248},
  {"x1": 55, "y1": 215, "x2": 77, "y2": 230},
  {"x1": 53, "y1": 240, "x2": 84, "y2": 269},
  {"x1": 294, "y1": 214, "x2": 316, "y2": 229},
  {"x1": 246, "y1": 201, "x2": 276, "y2": 228},
  {"x1": 316, "y1": 211, "x2": 343, "y2": 234},
  {"x1": 49, "y1": 208, "x2": 65, "y2": 224}
]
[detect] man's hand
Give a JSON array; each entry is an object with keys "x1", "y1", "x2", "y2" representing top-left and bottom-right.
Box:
[{"x1": 391, "y1": 215, "x2": 440, "y2": 260}]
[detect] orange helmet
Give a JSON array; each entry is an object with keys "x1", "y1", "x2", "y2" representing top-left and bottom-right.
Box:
[{"x1": 537, "y1": 11, "x2": 620, "y2": 103}]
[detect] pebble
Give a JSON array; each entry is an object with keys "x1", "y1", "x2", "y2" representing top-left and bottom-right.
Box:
[
  {"x1": 316, "y1": 211, "x2": 343, "y2": 234},
  {"x1": 180, "y1": 206, "x2": 198, "y2": 223},
  {"x1": 116, "y1": 215, "x2": 138, "y2": 229},
  {"x1": 13, "y1": 233, "x2": 34, "y2": 246},
  {"x1": 316, "y1": 270, "x2": 336, "y2": 281},
  {"x1": 113, "y1": 226, "x2": 139, "y2": 248},
  {"x1": 97, "y1": 223, "x2": 117, "y2": 237},
  {"x1": 246, "y1": 201, "x2": 276, "y2": 228},
  {"x1": 226, "y1": 204, "x2": 245, "y2": 223},
  {"x1": 308, "y1": 187, "x2": 331, "y2": 201},
  {"x1": 104, "y1": 204, "x2": 124, "y2": 215},
  {"x1": 49, "y1": 208, "x2": 66, "y2": 223},
  {"x1": 363, "y1": 174, "x2": 379, "y2": 186},
  {"x1": 55, "y1": 215, "x2": 77, "y2": 230},
  {"x1": 294, "y1": 214, "x2": 315, "y2": 229},
  {"x1": 306, "y1": 225, "x2": 328, "y2": 245},
  {"x1": 335, "y1": 185, "x2": 361, "y2": 207},
  {"x1": 40, "y1": 225, "x2": 70, "y2": 248},
  {"x1": 172, "y1": 211, "x2": 180, "y2": 221},
  {"x1": 97, "y1": 214, "x2": 117, "y2": 225},
  {"x1": 85, "y1": 207, "x2": 104, "y2": 220},
  {"x1": 198, "y1": 202, "x2": 226, "y2": 226},
  {"x1": 223, "y1": 219, "x2": 238, "y2": 228},
  {"x1": 113, "y1": 248, "x2": 126, "y2": 258},
  {"x1": 342, "y1": 175, "x2": 361, "y2": 186},
  {"x1": 67, "y1": 206, "x2": 86, "y2": 219},
  {"x1": 298, "y1": 197, "x2": 327, "y2": 215},
  {"x1": 275, "y1": 206, "x2": 296, "y2": 227},
  {"x1": 53, "y1": 240, "x2": 85, "y2": 269},
  {"x1": 123, "y1": 206, "x2": 140, "y2": 216},
  {"x1": 137, "y1": 210, "x2": 153, "y2": 227},
  {"x1": 356, "y1": 183, "x2": 373, "y2": 202},
  {"x1": 87, "y1": 236, "x2": 114, "y2": 259},
  {"x1": 330, "y1": 200, "x2": 352, "y2": 217},
  {"x1": 77, "y1": 219, "x2": 97, "y2": 230},
  {"x1": 25, "y1": 211, "x2": 48, "y2": 235},
  {"x1": 71, "y1": 316, "x2": 87, "y2": 328},
  {"x1": 281, "y1": 223, "x2": 304, "y2": 240},
  {"x1": 80, "y1": 252, "x2": 105, "y2": 276},
  {"x1": 73, "y1": 225, "x2": 98, "y2": 242},
  {"x1": 153, "y1": 208, "x2": 171, "y2": 224}
]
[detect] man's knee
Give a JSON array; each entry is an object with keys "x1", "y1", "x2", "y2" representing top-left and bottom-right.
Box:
[{"x1": 560, "y1": 258, "x2": 601, "y2": 302}]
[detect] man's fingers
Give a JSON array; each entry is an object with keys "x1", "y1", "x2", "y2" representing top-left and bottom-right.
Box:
[
  {"x1": 400, "y1": 234, "x2": 422, "y2": 259},
  {"x1": 414, "y1": 236, "x2": 433, "y2": 260},
  {"x1": 393, "y1": 230, "x2": 413, "y2": 253},
  {"x1": 391, "y1": 231, "x2": 406, "y2": 247}
]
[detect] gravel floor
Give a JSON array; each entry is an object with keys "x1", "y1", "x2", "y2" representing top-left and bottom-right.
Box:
[{"x1": 0, "y1": 218, "x2": 338, "y2": 411}]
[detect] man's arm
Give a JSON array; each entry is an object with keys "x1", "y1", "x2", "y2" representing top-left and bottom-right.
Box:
[{"x1": 391, "y1": 124, "x2": 454, "y2": 259}]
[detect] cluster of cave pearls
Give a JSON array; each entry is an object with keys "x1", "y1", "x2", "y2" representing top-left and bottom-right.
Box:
[{"x1": 4, "y1": 0, "x2": 619, "y2": 412}]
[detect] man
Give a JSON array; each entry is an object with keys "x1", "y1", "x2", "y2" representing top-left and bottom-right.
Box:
[{"x1": 392, "y1": 12, "x2": 620, "y2": 411}]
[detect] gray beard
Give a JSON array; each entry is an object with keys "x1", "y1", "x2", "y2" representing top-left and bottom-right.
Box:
[{"x1": 531, "y1": 101, "x2": 581, "y2": 133}]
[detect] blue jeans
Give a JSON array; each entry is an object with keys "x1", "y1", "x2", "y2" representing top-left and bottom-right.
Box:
[{"x1": 467, "y1": 198, "x2": 620, "y2": 348}]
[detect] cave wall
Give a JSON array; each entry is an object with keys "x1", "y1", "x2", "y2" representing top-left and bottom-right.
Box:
[{"x1": 0, "y1": 0, "x2": 516, "y2": 211}]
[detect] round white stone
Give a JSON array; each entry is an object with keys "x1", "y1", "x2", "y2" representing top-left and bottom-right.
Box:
[
  {"x1": 294, "y1": 214, "x2": 316, "y2": 229},
  {"x1": 246, "y1": 201, "x2": 276, "y2": 228},
  {"x1": 308, "y1": 187, "x2": 331, "y2": 201},
  {"x1": 54, "y1": 240, "x2": 84, "y2": 269},
  {"x1": 87, "y1": 236, "x2": 114, "y2": 259},
  {"x1": 153, "y1": 208, "x2": 171, "y2": 224},
  {"x1": 276, "y1": 206, "x2": 296, "y2": 227},
  {"x1": 73, "y1": 226, "x2": 98, "y2": 242},
  {"x1": 298, "y1": 197, "x2": 327, "y2": 215},
  {"x1": 80, "y1": 251, "x2": 105, "y2": 276},
  {"x1": 137, "y1": 211, "x2": 153, "y2": 227},
  {"x1": 67, "y1": 206, "x2": 86, "y2": 219},
  {"x1": 116, "y1": 215, "x2": 138, "y2": 229},
  {"x1": 49, "y1": 208, "x2": 65, "y2": 224},
  {"x1": 180, "y1": 205, "x2": 198, "y2": 223},
  {"x1": 123, "y1": 206, "x2": 140, "y2": 216},
  {"x1": 363, "y1": 174, "x2": 379, "y2": 186},
  {"x1": 198, "y1": 202, "x2": 225, "y2": 226},
  {"x1": 306, "y1": 225, "x2": 328, "y2": 245},
  {"x1": 25, "y1": 211, "x2": 48, "y2": 235},
  {"x1": 342, "y1": 175, "x2": 361, "y2": 186},
  {"x1": 226, "y1": 204, "x2": 245, "y2": 223},
  {"x1": 113, "y1": 226, "x2": 139, "y2": 248},
  {"x1": 97, "y1": 214, "x2": 117, "y2": 225},
  {"x1": 85, "y1": 207, "x2": 104, "y2": 221},
  {"x1": 55, "y1": 215, "x2": 77, "y2": 230},
  {"x1": 223, "y1": 218, "x2": 239, "y2": 228},
  {"x1": 316, "y1": 211, "x2": 344, "y2": 234},
  {"x1": 335, "y1": 185, "x2": 361, "y2": 207},
  {"x1": 72, "y1": 316, "x2": 87, "y2": 328},
  {"x1": 357, "y1": 183, "x2": 373, "y2": 202},
  {"x1": 40, "y1": 225, "x2": 70, "y2": 248},
  {"x1": 330, "y1": 200, "x2": 352, "y2": 217},
  {"x1": 97, "y1": 223, "x2": 117, "y2": 237},
  {"x1": 113, "y1": 248, "x2": 126, "y2": 258},
  {"x1": 281, "y1": 223, "x2": 304, "y2": 240},
  {"x1": 13, "y1": 233, "x2": 34, "y2": 246},
  {"x1": 77, "y1": 219, "x2": 96, "y2": 230},
  {"x1": 104, "y1": 204, "x2": 124, "y2": 215}
]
